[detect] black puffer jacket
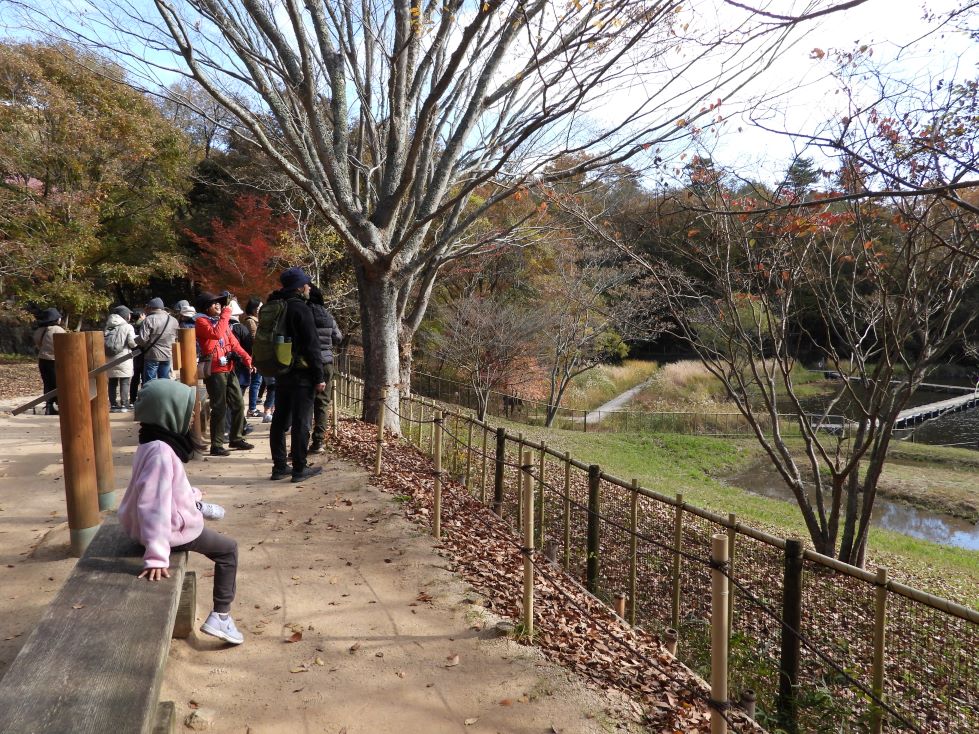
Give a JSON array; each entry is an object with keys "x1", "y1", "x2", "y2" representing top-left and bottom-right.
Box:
[
  {"x1": 266, "y1": 289, "x2": 324, "y2": 382},
  {"x1": 309, "y1": 302, "x2": 343, "y2": 365}
]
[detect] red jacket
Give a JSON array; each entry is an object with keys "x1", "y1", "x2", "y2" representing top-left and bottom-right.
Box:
[{"x1": 195, "y1": 308, "x2": 251, "y2": 374}]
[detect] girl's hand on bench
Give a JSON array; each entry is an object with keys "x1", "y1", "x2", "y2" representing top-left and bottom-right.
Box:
[{"x1": 138, "y1": 568, "x2": 171, "y2": 581}]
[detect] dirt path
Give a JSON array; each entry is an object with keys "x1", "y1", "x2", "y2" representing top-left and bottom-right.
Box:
[{"x1": 0, "y1": 400, "x2": 640, "y2": 733}]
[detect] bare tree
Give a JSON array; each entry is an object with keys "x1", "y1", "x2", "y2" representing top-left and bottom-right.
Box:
[
  {"x1": 11, "y1": 0, "x2": 865, "y2": 430},
  {"x1": 427, "y1": 290, "x2": 541, "y2": 420},
  {"x1": 608, "y1": 181, "x2": 979, "y2": 565}
]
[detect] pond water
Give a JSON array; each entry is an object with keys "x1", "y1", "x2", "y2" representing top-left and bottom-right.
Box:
[{"x1": 730, "y1": 464, "x2": 979, "y2": 551}]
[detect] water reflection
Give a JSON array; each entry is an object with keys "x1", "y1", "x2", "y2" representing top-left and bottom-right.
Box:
[{"x1": 732, "y1": 467, "x2": 979, "y2": 551}]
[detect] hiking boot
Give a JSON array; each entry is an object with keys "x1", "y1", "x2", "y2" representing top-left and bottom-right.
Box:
[
  {"x1": 210, "y1": 446, "x2": 231, "y2": 457},
  {"x1": 291, "y1": 465, "x2": 323, "y2": 483},
  {"x1": 110, "y1": 405, "x2": 122, "y2": 413},
  {"x1": 270, "y1": 465, "x2": 291, "y2": 481},
  {"x1": 308, "y1": 441, "x2": 325, "y2": 455},
  {"x1": 243, "y1": 424, "x2": 254, "y2": 435},
  {"x1": 200, "y1": 611, "x2": 244, "y2": 645},
  {"x1": 247, "y1": 409, "x2": 262, "y2": 418},
  {"x1": 196, "y1": 501, "x2": 226, "y2": 520},
  {"x1": 229, "y1": 440, "x2": 254, "y2": 450}
]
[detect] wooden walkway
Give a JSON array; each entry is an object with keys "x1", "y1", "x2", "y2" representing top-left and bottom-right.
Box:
[{"x1": 893, "y1": 391, "x2": 979, "y2": 429}]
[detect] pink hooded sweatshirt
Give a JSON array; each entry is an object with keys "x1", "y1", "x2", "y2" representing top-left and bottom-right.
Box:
[{"x1": 118, "y1": 441, "x2": 205, "y2": 569}]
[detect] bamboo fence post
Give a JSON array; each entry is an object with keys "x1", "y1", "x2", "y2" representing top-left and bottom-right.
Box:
[
  {"x1": 409, "y1": 398, "x2": 417, "y2": 446},
  {"x1": 464, "y1": 420, "x2": 473, "y2": 491},
  {"x1": 629, "y1": 478, "x2": 639, "y2": 625},
  {"x1": 614, "y1": 592, "x2": 626, "y2": 618},
  {"x1": 537, "y1": 443, "x2": 546, "y2": 547},
  {"x1": 331, "y1": 380, "x2": 339, "y2": 437},
  {"x1": 493, "y1": 427, "x2": 506, "y2": 516},
  {"x1": 84, "y1": 331, "x2": 115, "y2": 511},
  {"x1": 480, "y1": 425, "x2": 488, "y2": 504},
  {"x1": 515, "y1": 432, "x2": 524, "y2": 528},
  {"x1": 375, "y1": 387, "x2": 387, "y2": 476},
  {"x1": 53, "y1": 332, "x2": 101, "y2": 556},
  {"x1": 710, "y1": 533, "x2": 730, "y2": 734},
  {"x1": 776, "y1": 538, "x2": 804, "y2": 734},
  {"x1": 429, "y1": 401, "x2": 436, "y2": 457},
  {"x1": 563, "y1": 452, "x2": 571, "y2": 571},
  {"x1": 727, "y1": 513, "x2": 737, "y2": 637},
  {"x1": 521, "y1": 450, "x2": 534, "y2": 638},
  {"x1": 586, "y1": 465, "x2": 601, "y2": 594},
  {"x1": 671, "y1": 493, "x2": 684, "y2": 630},
  {"x1": 870, "y1": 567, "x2": 888, "y2": 734},
  {"x1": 433, "y1": 410, "x2": 443, "y2": 539}
]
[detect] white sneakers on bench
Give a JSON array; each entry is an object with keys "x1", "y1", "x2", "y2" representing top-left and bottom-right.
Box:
[{"x1": 200, "y1": 611, "x2": 244, "y2": 645}]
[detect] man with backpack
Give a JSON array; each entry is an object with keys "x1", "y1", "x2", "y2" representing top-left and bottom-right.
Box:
[
  {"x1": 137, "y1": 297, "x2": 179, "y2": 383},
  {"x1": 307, "y1": 286, "x2": 343, "y2": 455},
  {"x1": 195, "y1": 292, "x2": 255, "y2": 457},
  {"x1": 256, "y1": 267, "x2": 325, "y2": 483},
  {"x1": 104, "y1": 305, "x2": 138, "y2": 412}
]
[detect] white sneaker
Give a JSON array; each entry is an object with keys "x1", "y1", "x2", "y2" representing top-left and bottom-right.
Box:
[
  {"x1": 261, "y1": 413, "x2": 273, "y2": 423},
  {"x1": 196, "y1": 501, "x2": 226, "y2": 520},
  {"x1": 200, "y1": 611, "x2": 244, "y2": 645}
]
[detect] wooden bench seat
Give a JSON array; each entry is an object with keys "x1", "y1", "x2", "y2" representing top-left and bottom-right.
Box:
[{"x1": 0, "y1": 516, "x2": 195, "y2": 734}]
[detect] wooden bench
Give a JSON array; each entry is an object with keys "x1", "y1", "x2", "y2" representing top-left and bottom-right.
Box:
[{"x1": 0, "y1": 516, "x2": 196, "y2": 734}]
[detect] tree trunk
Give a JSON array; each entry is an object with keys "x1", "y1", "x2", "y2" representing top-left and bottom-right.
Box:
[
  {"x1": 398, "y1": 328, "x2": 413, "y2": 398},
  {"x1": 356, "y1": 264, "x2": 401, "y2": 434}
]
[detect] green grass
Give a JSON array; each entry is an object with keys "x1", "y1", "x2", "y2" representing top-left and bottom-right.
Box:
[
  {"x1": 562, "y1": 359, "x2": 660, "y2": 410},
  {"x1": 0, "y1": 352, "x2": 34, "y2": 365},
  {"x1": 483, "y1": 415, "x2": 979, "y2": 608}
]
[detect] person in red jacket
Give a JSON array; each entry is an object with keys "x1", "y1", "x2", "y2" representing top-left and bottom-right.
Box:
[{"x1": 195, "y1": 292, "x2": 255, "y2": 456}]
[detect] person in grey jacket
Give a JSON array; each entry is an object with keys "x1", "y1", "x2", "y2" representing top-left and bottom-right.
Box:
[
  {"x1": 307, "y1": 286, "x2": 343, "y2": 454},
  {"x1": 137, "y1": 297, "x2": 179, "y2": 383},
  {"x1": 104, "y1": 306, "x2": 138, "y2": 412}
]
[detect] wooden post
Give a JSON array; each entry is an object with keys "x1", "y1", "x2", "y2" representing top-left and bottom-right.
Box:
[
  {"x1": 429, "y1": 401, "x2": 436, "y2": 457},
  {"x1": 537, "y1": 443, "x2": 546, "y2": 547},
  {"x1": 464, "y1": 419, "x2": 473, "y2": 491},
  {"x1": 563, "y1": 452, "x2": 571, "y2": 571},
  {"x1": 613, "y1": 592, "x2": 626, "y2": 618},
  {"x1": 433, "y1": 411, "x2": 443, "y2": 539},
  {"x1": 870, "y1": 567, "x2": 888, "y2": 734},
  {"x1": 586, "y1": 464, "x2": 601, "y2": 594},
  {"x1": 53, "y1": 332, "x2": 101, "y2": 556},
  {"x1": 408, "y1": 398, "x2": 416, "y2": 446},
  {"x1": 493, "y1": 427, "x2": 506, "y2": 516},
  {"x1": 375, "y1": 387, "x2": 387, "y2": 476},
  {"x1": 331, "y1": 380, "x2": 339, "y2": 437},
  {"x1": 776, "y1": 538, "x2": 804, "y2": 734},
  {"x1": 710, "y1": 533, "x2": 730, "y2": 734},
  {"x1": 171, "y1": 340, "x2": 181, "y2": 371},
  {"x1": 727, "y1": 513, "x2": 737, "y2": 637},
  {"x1": 480, "y1": 426, "x2": 488, "y2": 504},
  {"x1": 178, "y1": 328, "x2": 202, "y2": 446},
  {"x1": 515, "y1": 433, "x2": 524, "y2": 528},
  {"x1": 521, "y1": 450, "x2": 534, "y2": 639},
  {"x1": 84, "y1": 332, "x2": 115, "y2": 511},
  {"x1": 664, "y1": 627, "x2": 678, "y2": 656},
  {"x1": 629, "y1": 478, "x2": 639, "y2": 625},
  {"x1": 671, "y1": 493, "x2": 684, "y2": 630}
]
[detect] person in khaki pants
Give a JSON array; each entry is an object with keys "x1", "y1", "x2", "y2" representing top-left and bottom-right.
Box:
[
  {"x1": 307, "y1": 286, "x2": 343, "y2": 454},
  {"x1": 194, "y1": 292, "x2": 254, "y2": 456}
]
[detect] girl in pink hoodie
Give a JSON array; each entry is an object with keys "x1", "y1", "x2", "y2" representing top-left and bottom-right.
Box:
[{"x1": 118, "y1": 379, "x2": 243, "y2": 645}]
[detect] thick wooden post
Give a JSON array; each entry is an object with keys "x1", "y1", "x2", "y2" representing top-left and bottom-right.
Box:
[
  {"x1": 629, "y1": 478, "x2": 639, "y2": 625},
  {"x1": 870, "y1": 567, "x2": 888, "y2": 734},
  {"x1": 563, "y1": 452, "x2": 571, "y2": 571},
  {"x1": 171, "y1": 341, "x2": 181, "y2": 371},
  {"x1": 375, "y1": 387, "x2": 387, "y2": 476},
  {"x1": 671, "y1": 493, "x2": 684, "y2": 630},
  {"x1": 493, "y1": 427, "x2": 506, "y2": 516},
  {"x1": 54, "y1": 332, "x2": 101, "y2": 556},
  {"x1": 331, "y1": 380, "x2": 339, "y2": 436},
  {"x1": 84, "y1": 332, "x2": 115, "y2": 511},
  {"x1": 586, "y1": 465, "x2": 601, "y2": 594},
  {"x1": 521, "y1": 450, "x2": 534, "y2": 638},
  {"x1": 710, "y1": 533, "x2": 730, "y2": 734},
  {"x1": 177, "y1": 328, "x2": 202, "y2": 446},
  {"x1": 776, "y1": 538, "x2": 804, "y2": 734},
  {"x1": 433, "y1": 411, "x2": 443, "y2": 539}
]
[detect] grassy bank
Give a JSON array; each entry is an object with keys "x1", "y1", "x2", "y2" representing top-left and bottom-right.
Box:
[{"x1": 481, "y1": 416, "x2": 979, "y2": 608}]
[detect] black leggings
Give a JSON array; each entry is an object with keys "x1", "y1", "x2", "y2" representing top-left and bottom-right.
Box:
[
  {"x1": 38, "y1": 359, "x2": 57, "y2": 413},
  {"x1": 172, "y1": 527, "x2": 238, "y2": 613}
]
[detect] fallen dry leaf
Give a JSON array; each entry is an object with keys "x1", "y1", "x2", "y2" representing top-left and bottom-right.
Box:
[
  {"x1": 445, "y1": 654, "x2": 460, "y2": 667},
  {"x1": 349, "y1": 642, "x2": 361, "y2": 653},
  {"x1": 285, "y1": 631, "x2": 303, "y2": 643},
  {"x1": 464, "y1": 718, "x2": 478, "y2": 726}
]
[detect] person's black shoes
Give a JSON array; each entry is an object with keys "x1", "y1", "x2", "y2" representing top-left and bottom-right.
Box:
[
  {"x1": 308, "y1": 441, "x2": 325, "y2": 455},
  {"x1": 270, "y1": 465, "x2": 291, "y2": 481},
  {"x1": 210, "y1": 446, "x2": 231, "y2": 457},
  {"x1": 291, "y1": 465, "x2": 323, "y2": 483},
  {"x1": 229, "y1": 440, "x2": 254, "y2": 450}
]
